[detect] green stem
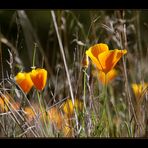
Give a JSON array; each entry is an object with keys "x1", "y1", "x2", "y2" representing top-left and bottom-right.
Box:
[
  {"x1": 97, "y1": 74, "x2": 108, "y2": 136},
  {"x1": 37, "y1": 91, "x2": 49, "y2": 136},
  {"x1": 98, "y1": 74, "x2": 113, "y2": 136},
  {"x1": 32, "y1": 43, "x2": 37, "y2": 69},
  {"x1": 104, "y1": 74, "x2": 113, "y2": 136},
  {"x1": 123, "y1": 121, "x2": 132, "y2": 137},
  {"x1": 51, "y1": 11, "x2": 79, "y2": 134},
  {"x1": 83, "y1": 68, "x2": 87, "y2": 111}
]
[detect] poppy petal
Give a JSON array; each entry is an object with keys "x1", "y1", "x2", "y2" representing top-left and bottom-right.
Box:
[
  {"x1": 30, "y1": 68, "x2": 47, "y2": 91},
  {"x1": 98, "y1": 69, "x2": 118, "y2": 84},
  {"x1": 15, "y1": 72, "x2": 33, "y2": 94},
  {"x1": 98, "y1": 49, "x2": 127, "y2": 73}
]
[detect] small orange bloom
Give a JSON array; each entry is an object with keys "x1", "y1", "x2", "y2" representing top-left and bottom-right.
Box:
[
  {"x1": 86, "y1": 43, "x2": 127, "y2": 74},
  {"x1": 30, "y1": 68, "x2": 47, "y2": 91},
  {"x1": 132, "y1": 83, "x2": 148, "y2": 101},
  {"x1": 61, "y1": 99, "x2": 83, "y2": 137},
  {"x1": 0, "y1": 97, "x2": 6, "y2": 112},
  {"x1": 62, "y1": 98, "x2": 83, "y2": 116},
  {"x1": 24, "y1": 107, "x2": 36, "y2": 121},
  {"x1": 47, "y1": 107, "x2": 63, "y2": 130},
  {"x1": 0, "y1": 94, "x2": 10, "y2": 112},
  {"x1": 15, "y1": 72, "x2": 33, "y2": 94},
  {"x1": 98, "y1": 69, "x2": 118, "y2": 85}
]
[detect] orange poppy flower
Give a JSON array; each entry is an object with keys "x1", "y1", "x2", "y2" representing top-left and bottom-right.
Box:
[
  {"x1": 86, "y1": 43, "x2": 127, "y2": 74},
  {"x1": 30, "y1": 68, "x2": 47, "y2": 91},
  {"x1": 132, "y1": 83, "x2": 148, "y2": 101},
  {"x1": 98, "y1": 69, "x2": 118, "y2": 85},
  {"x1": 15, "y1": 72, "x2": 33, "y2": 94}
]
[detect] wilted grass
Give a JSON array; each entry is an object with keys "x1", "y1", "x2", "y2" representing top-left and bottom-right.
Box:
[{"x1": 0, "y1": 10, "x2": 148, "y2": 138}]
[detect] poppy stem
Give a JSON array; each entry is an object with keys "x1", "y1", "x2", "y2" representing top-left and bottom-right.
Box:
[
  {"x1": 32, "y1": 43, "x2": 37, "y2": 69},
  {"x1": 104, "y1": 74, "x2": 113, "y2": 136},
  {"x1": 37, "y1": 91, "x2": 49, "y2": 136},
  {"x1": 83, "y1": 68, "x2": 87, "y2": 111}
]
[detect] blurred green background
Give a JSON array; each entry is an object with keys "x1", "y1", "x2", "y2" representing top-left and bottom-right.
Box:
[{"x1": 0, "y1": 10, "x2": 148, "y2": 79}]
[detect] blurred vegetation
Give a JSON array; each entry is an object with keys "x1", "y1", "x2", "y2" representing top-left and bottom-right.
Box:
[{"x1": 1, "y1": 10, "x2": 148, "y2": 71}]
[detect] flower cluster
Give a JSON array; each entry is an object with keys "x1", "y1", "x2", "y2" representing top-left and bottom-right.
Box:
[{"x1": 15, "y1": 68, "x2": 47, "y2": 93}]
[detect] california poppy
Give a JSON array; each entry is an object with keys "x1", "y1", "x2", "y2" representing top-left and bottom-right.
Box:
[
  {"x1": 62, "y1": 98, "x2": 83, "y2": 116},
  {"x1": 15, "y1": 72, "x2": 33, "y2": 94},
  {"x1": 98, "y1": 69, "x2": 118, "y2": 85},
  {"x1": 47, "y1": 107, "x2": 63, "y2": 130},
  {"x1": 30, "y1": 68, "x2": 47, "y2": 91},
  {"x1": 132, "y1": 83, "x2": 148, "y2": 101},
  {"x1": 24, "y1": 107, "x2": 36, "y2": 121},
  {"x1": 0, "y1": 97, "x2": 5, "y2": 112},
  {"x1": 61, "y1": 99, "x2": 83, "y2": 137},
  {"x1": 0, "y1": 94, "x2": 10, "y2": 112},
  {"x1": 86, "y1": 43, "x2": 127, "y2": 74}
]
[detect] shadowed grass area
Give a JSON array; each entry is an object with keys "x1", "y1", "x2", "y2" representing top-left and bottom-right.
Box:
[{"x1": 0, "y1": 10, "x2": 148, "y2": 137}]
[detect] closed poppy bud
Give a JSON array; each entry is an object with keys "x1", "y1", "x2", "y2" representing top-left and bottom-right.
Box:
[
  {"x1": 30, "y1": 68, "x2": 47, "y2": 91},
  {"x1": 15, "y1": 72, "x2": 33, "y2": 94},
  {"x1": 82, "y1": 55, "x2": 89, "y2": 68}
]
